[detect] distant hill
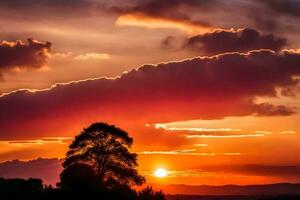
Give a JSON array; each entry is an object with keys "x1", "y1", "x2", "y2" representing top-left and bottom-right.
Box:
[
  {"x1": 0, "y1": 158, "x2": 62, "y2": 186},
  {"x1": 1, "y1": 158, "x2": 300, "y2": 196},
  {"x1": 152, "y1": 183, "x2": 300, "y2": 196}
]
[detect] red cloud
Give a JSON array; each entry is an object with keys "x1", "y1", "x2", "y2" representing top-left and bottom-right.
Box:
[{"x1": 0, "y1": 50, "x2": 299, "y2": 139}]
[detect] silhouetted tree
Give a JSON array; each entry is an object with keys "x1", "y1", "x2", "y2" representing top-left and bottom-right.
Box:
[
  {"x1": 57, "y1": 163, "x2": 101, "y2": 191},
  {"x1": 60, "y1": 122, "x2": 145, "y2": 189}
]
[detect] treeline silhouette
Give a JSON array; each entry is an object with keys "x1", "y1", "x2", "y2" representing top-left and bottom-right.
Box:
[
  {"x1": 0, "y1": 123, "x2": 165, "y2": 200},
  {"x1": 167, "y1": 195, "x2": 300, "y2": 200},
  {"x1": 0, "y1": 177, "x2": 164, "y2": 199}
]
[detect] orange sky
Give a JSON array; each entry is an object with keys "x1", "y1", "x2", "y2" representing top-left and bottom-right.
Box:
[{"x1": 0, "y1": 0, "x2": 300, "y2": 186}]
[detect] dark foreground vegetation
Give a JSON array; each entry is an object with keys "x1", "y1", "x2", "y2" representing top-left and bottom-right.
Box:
[
  {"x1": 0, "y1": 177, "x2": 164, "y2": 199},
  {"x1": 166, "y1": 195, "x2": 300, "y2": 200},
  {"x1": 0, "y1": 122, "x2": 165, "y2": 200}
]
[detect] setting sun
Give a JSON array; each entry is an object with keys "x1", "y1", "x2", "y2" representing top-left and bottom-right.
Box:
[{"x1": 154, "y1": 168, "x2": 168, "y2": 178}]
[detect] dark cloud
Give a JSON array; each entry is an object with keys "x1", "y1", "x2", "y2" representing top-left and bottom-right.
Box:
[
  {"x1": 183, "y1": 28, "x2": 287, "y2": 55},
  {"x1": 253, "y1": 103, "x2": 296, "y2": 116},
  {"x1": 0, "y1": 0, "x2": 88, "y2": 7},
  {"x1": 0, "y1": 38, "x2": 51, "y2": 78},
  {"x1": 247, "y1": 0, "x2": 300, "y2": 34},
  {"x1": 250, "y1": 13, "x2": 279, "y2": 32},
  {"x1": 260, "y1": 0, "x2": 300, "y2": 17},
  {"x1": 0, "y1": 50, "x2": 299, "y2": 139},
  {"x1": 0, "y1": 0, "x2": 99, "y2": 18},
  {"x1": 206, "y1": 165, "x2": 300, "y2": 178},
  {"x1": 124, "y1": 0, "x2": 215, "y2": 17},
  {"x1": 0, "y1": 0, "x2": 140, "y2": 19}
]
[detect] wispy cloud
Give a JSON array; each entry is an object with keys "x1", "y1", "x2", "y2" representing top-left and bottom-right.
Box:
[
  {"x1": 116, "y1": 14, "x2": 212, "y2": 34},
  {"x1": 2, "y1": 137, "x2": 72, "y2": 145},
  {"x1": 153, "y1": 123, "x2": 272, "y2": 138},
  {"x1": 222, "y1": 152, "x2": 241, "y2": 156},
  {"x1": 279, "y1": 131, "x2": 296, "y2": 135},
  {"x1": 186, "y1": 133, "x2": 266, "y2": 138},
  {"x1": 193, "y1": 143, "x2": 208, "y2": 147},
  {"x1": 139, "y1": 149, "x2": 214, "y2": 156},
  {"x1": 254, "y1": 130, "x2": 272, "y2": 135},
  {"x1": 74, "y1": 53, "x2": 111, "y2": 60},
  {"x1": 114, "y1": 0, "x2": 215, "y2": 34},
  {"x1": 139, "y1": 149, "x2": 240, "y2": 156},
  {"x1": 154, "y1": 123, "x2": 242, "y2": 132}
]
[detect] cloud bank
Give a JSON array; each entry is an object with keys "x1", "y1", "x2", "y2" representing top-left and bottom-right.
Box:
[{"x1": 0, "y1": 49, "x2": 299, "y2": 139}]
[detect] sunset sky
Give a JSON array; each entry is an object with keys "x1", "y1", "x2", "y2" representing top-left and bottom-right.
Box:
[{"x1": 0, "y1": 0, "x2": 300, "y2": 186}]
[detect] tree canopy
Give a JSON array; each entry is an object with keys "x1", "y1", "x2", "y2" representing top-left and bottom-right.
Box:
[{"x1": 60, "y1": 122, "x2": 145, "y2": 189}]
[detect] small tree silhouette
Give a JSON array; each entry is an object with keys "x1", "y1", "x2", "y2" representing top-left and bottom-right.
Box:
[
  {"x1": 59, "y1": 122, "x2": 145, "y2": 189},
  {"x1": 138, "y1": 187, "x2": 166, "y2": 200}
]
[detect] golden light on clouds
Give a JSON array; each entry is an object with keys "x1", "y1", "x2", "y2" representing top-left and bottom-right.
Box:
[
  {"x1": 185, "y1": 133, "x2": 266, "y2": 138},
  {"x1": 139, "y1": 149, "x2": 240, "y2": 156},
  {"x1": 74, "y1": 53, "x2": 111, "y2": 60},
  {"x1": 154, "y1": 123, "x2": 242, "y2": 132},
  {"x1": 279, "y1": 131, "x2": 296, "y2": 135},
  {"x1": 139, "y1": 149, "x2": 215, "y2": 156},
  {"x1": 116, "y1": 14, "x2": 212, "y2": 35},
  {"x1": 193, "y1": 144, "x2": 208, "y2": 147}
]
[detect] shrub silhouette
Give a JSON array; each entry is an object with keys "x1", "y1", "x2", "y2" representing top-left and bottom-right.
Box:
[
  {"x1": 138, "y1": 187, "x2": 166, "y2": 200},
  {"x1": 0, "y1": 178, "x2": 43, "y2": 199}
]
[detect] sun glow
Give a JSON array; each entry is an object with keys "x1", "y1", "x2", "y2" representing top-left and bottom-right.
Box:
[{"x1": 154, "y1": 168, "x2": 168, "y2": 178}]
